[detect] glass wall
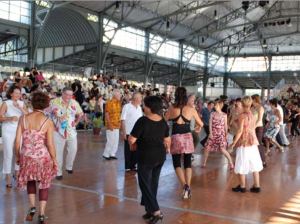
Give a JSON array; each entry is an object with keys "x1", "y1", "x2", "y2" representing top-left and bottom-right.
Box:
[
  {"x1": 272, "y1": 56, "x2": 300, "y2": 71},
  {"x1": 149, "y1": 34, "x2": 180, "y2": 60},
  {"x1": 0, "y1": 1, "x2": 31, "y2": 25},
  {"x1": 228, "y1": 57, "x2": 268, "y2": 72},
  {"x1": 103, "y1": 18, "x2": 146, "y2": 52},
  {"x1": 182, "y1": 45, "x2": 205, "y2": 67},
  {"x1": 0, "y1": 36, "x2": 28, "y2": 62}
]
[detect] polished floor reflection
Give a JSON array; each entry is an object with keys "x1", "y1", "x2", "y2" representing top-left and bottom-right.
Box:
[{"x1": 1, "y1": 130, "x2": 300, "y2": 224}]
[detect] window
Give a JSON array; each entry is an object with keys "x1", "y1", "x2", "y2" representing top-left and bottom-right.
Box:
[
  {"x1": 228, "y1": 57, "x2": 268, "y2": 72},
  {"x1": 103, "y1": 18, "x2": 146, "y2": 52},
  {"x1": 149, "y1": 33, "x2": 180, "y2": 60},
  {"x1": 87, "y1": 13, "x2": 98, "y2": 23},
  {"x1": 103, "y1": 18, "x2": 118, "y2": 43},
  {"x1": 182, "y1": 45, "x2": 206, "y2": 67},
  {"x1": 0, "y1": 1, "x2": 31, "y2": 25},
  {"x1": 0, "y1": 36, "x2": 28, "y2": 62},
  {"x1": 272, "y1": 56, "x2": 300, "y2": 71}
]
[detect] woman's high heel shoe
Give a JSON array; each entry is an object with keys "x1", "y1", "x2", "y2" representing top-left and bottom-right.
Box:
[
  {"x1": 143, "y1": 212, "x2": 153, "y2": 219},
  {"x1": 148, "y1": 212, "x2": 163, "y2": 224},
  {"x1": 182, "y1": 184, "x2": 191, "y2": 200},
  {"x1": 25, "y1": 207, "x2": 37, "y2": 221},
  {"x1": 5, "y1": 177, "x2": 13, "y2": 188},
  {"x1": 37, "y1": 215, "x2": 46, "y2": 224}
]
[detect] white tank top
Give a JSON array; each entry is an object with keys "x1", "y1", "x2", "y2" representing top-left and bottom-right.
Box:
[{"x1": 3, "y1": 100, "x2": 24, "y2": 128}]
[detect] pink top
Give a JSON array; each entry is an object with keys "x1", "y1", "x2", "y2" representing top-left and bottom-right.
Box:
[
  {"x1": 35, "y1": 74, "x2": 45, "y2": 82},
  {"x1": 236, "y1": 112, "x2": 259, "y2": 147}
]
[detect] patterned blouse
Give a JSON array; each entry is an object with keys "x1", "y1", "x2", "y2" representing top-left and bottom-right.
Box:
[
  {"x1": 105, "y1": 98, "x2": 122, "y2": 130},
  {"x1": 236, "y1": 112, "x2": 259, "y2": 147},
  {"x1": 44, "y1": 97, "x2": 83, "y2": 139}
]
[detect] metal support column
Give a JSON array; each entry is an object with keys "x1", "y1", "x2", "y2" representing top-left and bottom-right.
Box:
[
  {"x1": 178, "y1": 41, "x2": 183, "y2": 87},
  {"x1": 267, "y1": 55, "x2": 272, "y2": 100},
  {"x1": 202, "y1": 51, "x2": 209, "y2": 99},
  {"x1": 28, "y1": 1, "x2": 35, "y2": 68},
  {"x1": 144, "y1": 29, "x2": 150, "y2": 85},
  {"x1": 261, "y1": 88, "x2": 265, "y2": 102},
  {"x1": 96, "y1": 13, "x2": 103, "y2": 72},
  {"x1": 223, "y1": 56, "x2": 229, "y2": 96}
]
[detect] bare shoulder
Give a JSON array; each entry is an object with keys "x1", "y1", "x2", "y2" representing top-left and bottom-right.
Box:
[{"x1": 168, "y1": 105, "x2": 174, "y2": 111}]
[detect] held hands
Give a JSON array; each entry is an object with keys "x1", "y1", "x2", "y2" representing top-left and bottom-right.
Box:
[
  {"x1": 53, "y1": 159, "x2": 59, "y2": 170},
  {"x1": 228, "y1": 143, "x2": 235, "y2": 150},
  {"x1": 130, "y1": 143, "x2": 137, "y2": 151},
  {"x1": 12, "y1": 116, "x2": 19, "y2": 121},
  {"x1": 195, "y1": 126, "x2": 202, "y2": 133},
  {"x1": 16, "y1": 155, "x2": 20, "y2": 165}
]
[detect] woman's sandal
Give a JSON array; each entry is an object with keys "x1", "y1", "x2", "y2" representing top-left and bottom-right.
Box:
[
  {"x1": 25, "y1": 207, "x2": 37, "y2": 221},
  {"x1": 38, "y1": 215, "x2": 46, "y2": 224}
]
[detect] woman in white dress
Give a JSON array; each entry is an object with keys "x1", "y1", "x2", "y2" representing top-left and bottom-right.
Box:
[{"x1": 0, "y1": 85, "x2": 28, "y2": 187}]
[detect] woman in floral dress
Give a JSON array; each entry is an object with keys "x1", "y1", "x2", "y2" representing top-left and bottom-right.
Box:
[
  {"x1": 201, "y1": 100, "x2": 234, "y2": 170},
  {"x1": 15, "y1": 92, "x2": 58, "y2": 224},
  {"x1": 264, "y1": 99, "x2": 284, "y2": 154}
]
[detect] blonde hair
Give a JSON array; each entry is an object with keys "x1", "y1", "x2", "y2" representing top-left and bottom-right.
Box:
[
  {"x1": 241, "y1": 96, "x2": 252, "y2": 109},
  {"x1": 215, "y1": 100, "x2": 224, "y2": 110}
]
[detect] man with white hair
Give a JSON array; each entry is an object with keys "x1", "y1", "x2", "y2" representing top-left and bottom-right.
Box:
[
  {"x1": 121, "y1": 92, "x2": 143, "y2": 172},
  {"x1": 44, "y1": 86, "x2": 83, "y2": 180},
  {"x1": 103, "y1": 89, "x2": 122, "y2": 160}
]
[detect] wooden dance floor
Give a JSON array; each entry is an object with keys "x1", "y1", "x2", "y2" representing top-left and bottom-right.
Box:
[{"x1": 1, "y1": 130, "x2": 300, "y2": 224}]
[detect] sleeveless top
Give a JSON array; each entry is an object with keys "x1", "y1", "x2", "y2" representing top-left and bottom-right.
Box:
[
  {"x1": 236, "y1": 112, "x2": 259, "y2": 147},
  {"x1": 251, "y1": 106, "x2": 263, "y2": 127},
  {"x1": 2, "y1": 100, "x2": 24, "y2": 128},
  {"x1": 172, "y1": 106, "x2": 191, "y2": 135}
]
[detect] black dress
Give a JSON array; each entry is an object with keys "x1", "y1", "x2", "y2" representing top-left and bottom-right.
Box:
[{"x1": 75, "y1": 84, "x2": 84, "y2": 105}]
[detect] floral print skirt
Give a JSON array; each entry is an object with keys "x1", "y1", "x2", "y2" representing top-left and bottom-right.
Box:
[{"x1": 171, "y1": 133, "x2": 194, "y2": 154}]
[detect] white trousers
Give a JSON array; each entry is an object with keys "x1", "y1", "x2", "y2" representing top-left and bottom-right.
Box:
[
  {"x1": 279, "y1": 124, "x2": 290, "y2": 145},
  {"x1": 103, "y1": 129, "x2": 119, "y2": 157},
  {"x1": 53, "y1": 131, "x2": 78, "y2": 176},
  {"x1": 2, "y1": 125, "x2": 19, "y2": 174}
]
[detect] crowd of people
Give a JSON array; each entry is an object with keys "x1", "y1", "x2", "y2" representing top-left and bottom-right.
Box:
[{"x1": 1, "y1": 68, "x2": 300, "y2": 224}]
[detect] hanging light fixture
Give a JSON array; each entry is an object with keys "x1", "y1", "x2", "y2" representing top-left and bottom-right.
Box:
[
  {"x1": 287, "y1": 18, "x2": 292, "y2": 27},
  {"x1": 166, "y1": 20, "x2": 170, "y2": 31},
  {"x1": 243, "y1": 26, "x2": 247, "y2": 36},
  {"x1": 262, "y1": 39, "x2": 267, "y2": 48},
  {"x1": 201, "y1": 37, "x2": 205, "y2": 46},
  {"x1": 214, "y1": 9, "x2": 218, "y2": 20},
  {"x1": 111, "y1": 57, "x2": 114, "y2": 67},
  {"x1": 115, "y1": 1, "x2": 120, "y2": 13},
  {"x1": 276, "y1": 46, "x2": 280, "y2": 54}
]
